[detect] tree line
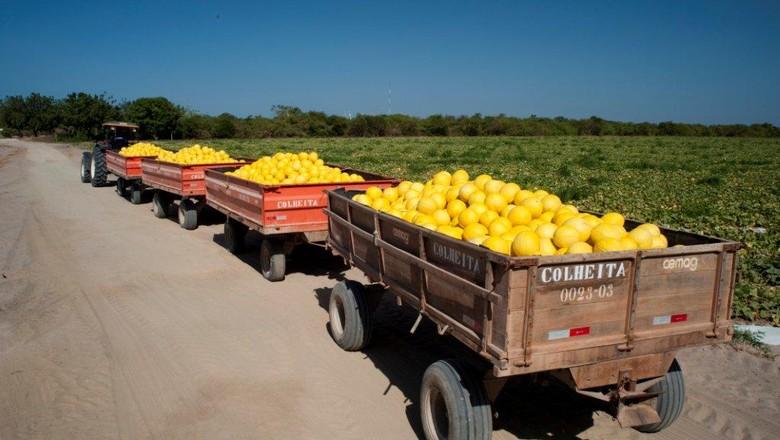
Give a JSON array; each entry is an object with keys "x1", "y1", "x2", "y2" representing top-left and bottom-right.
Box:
[{"x1": 2, "y1": 92, "x2": 778, "y2": 139}]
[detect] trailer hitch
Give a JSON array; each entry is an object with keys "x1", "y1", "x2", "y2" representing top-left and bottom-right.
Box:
[{"x1": 576, "y1": 370, "x2": 662, "y2": 428}]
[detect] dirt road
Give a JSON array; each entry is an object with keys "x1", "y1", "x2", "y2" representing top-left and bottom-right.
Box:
[{"x1": 0, "y1": 139, "x2": 778, "y2": 440}]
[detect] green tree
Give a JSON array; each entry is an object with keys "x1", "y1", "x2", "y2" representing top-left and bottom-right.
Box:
[
  {"x1": 178, "y1": 113, "x2": 214, "y2": 138},
  {"x1": 59, "y1": 92, "x2": 118, "y2": 139},
  {"x1": 24, "y1": 93, "x2": 59, "y2": 136},
  {"x1": 0, "y1": 96, "x2": 27, "y2": 134},
  {"x1": 212, "y1": 113, "x2": 237, "y2": 138},
  {"x1": 124, "y1": 97, "x2": 182, "y2": 139}
]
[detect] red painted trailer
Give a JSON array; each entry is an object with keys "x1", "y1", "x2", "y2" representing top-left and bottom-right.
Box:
[
  {"x1": 204, "y1": 166, "x2": 399, "y2": 281},
  {"x1": 141, "y1": 158, "x2": 248, "y2": 230},
  {"x1": 105, "y1": 150, "x2": 157, "y2": 203}
]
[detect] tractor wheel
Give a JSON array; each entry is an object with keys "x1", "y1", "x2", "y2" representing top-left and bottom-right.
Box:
[
  {"x1": 90, "y1": 145, "x2": 107, "y2": 187},
  {"x1": 80, "y1": 152, "x2": 91, "y2": 183},
  {"x1": 420, "y1": 360, "x2": 492, "y2": 440},
  {"x1": 178, "y1": 199, "x2": 198, "y2": 230}
]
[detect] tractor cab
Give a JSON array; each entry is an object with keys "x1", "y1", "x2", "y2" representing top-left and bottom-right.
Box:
[
  {"x1": 101, "y1": 122, "x2": 139, "y2": 150},
  {"x1": 81, "y1": 122, "x2": 141, "y2": 186}
]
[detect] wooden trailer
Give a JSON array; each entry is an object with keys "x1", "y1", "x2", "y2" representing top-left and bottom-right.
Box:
[{"x1": 324, "y1": 188, "x2": 741, "y2": 439}]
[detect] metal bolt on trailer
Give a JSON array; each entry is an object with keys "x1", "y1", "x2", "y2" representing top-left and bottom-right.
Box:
[
  {"x1": 204, "y1": 166, "x2": 399, "y2": 282},
  {"x1": 323, "y1": 188, "x2": 741, "y2": 439}
]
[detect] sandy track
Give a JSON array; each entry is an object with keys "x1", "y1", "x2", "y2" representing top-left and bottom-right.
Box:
[{"x1": 0, "y1": 139, "x2": 777, "y2": 440}]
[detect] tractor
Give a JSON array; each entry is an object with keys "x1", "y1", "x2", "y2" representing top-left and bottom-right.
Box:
[{"x1": 80, "y1": 121, "x2": 139, "y2": 186}]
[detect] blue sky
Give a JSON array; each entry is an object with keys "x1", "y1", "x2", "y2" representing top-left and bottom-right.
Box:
[{"x1": 1, "y1": 0, "x2": 779, "y2": 124}]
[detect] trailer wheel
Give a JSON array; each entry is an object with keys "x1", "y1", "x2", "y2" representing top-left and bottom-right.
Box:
[
  {"x1": 129, "y1": 184, "x2": 143, "y2": 205},
  {"x1": 178, "y1": 199, "x2": 198, "y2": 230},
  {"x1": 328, "y1": 280, "x2": 372, "y2": 350},
  {"x1": 636, "y1": 359, "x2": 685, "y2": 433},
  {"x1": 80, "y1": 152, "x2": 91, "y2": 183},
  {"x1": 420, "y1": 360, "x2": 492, "y2": 440},
  {"x1": 224, "y1": 218, "x2": 248, "y2": 254},
  {"x1": 90, "y1": 145, "x2": 107, "y2": 187},
  {"x1": 260, "y1": 239, "x2": 286, "y2": 281},
  {"x1": 152, "y1": 191, "x2": 170, "y2": 218},
  {"x1": 116, "y1": 178, "x2": 127, "y2": 197}
]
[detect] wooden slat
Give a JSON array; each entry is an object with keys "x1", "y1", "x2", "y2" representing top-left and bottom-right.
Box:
[
  {"x1": 532, "y1": 280, "x2": 630, "y2": 310},
  {"x1": 532, "y1": 299, "x2": 629, "y2": 324},
  {"x1": 719, "y1": 252, "x2": 736, "y2": 322},
  {"x1": 637, "y1": 271, "x2": 717, "y2": 298},
  {"x1": 531, "y1": 324, "x2": 627, "y2": 353},
  {"x1": 632, "y1": 321, "x2": 713, "y2": 340},
  {"x1": 635, "y1": 292, "x2": 713, "y2": 316},
  {"x1": 508, "y1": 270, "x2": 528, "y2": 311},
  {"x1": 633, "y1": 308, "x2": 712, "y2": 331},
  {"x1": 379, "y1": 216, "x2": 421, "y2": 255},
  {"x1": 489, "y1": 266, "x2": 510, "y2": 351},
  {"x1": 423, "y1": 234, "x2": 488, "y2": 285},
  {"x1": 376, "y1": 238, "x2": 501, "y2": 304},
  {"x1": 639, "y1": 253, "x2": 718, "y2": 276}
]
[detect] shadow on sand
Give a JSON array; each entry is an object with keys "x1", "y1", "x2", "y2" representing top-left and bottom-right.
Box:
[
  {"x1": 313, "y1": 285, "x2": 604, "y2": 439},
  {"x1": 210, "y1": 220, "x2": 605, "y2": 438},
  {"x1": 211, "y1": 230, "x2": 350, "y2": 279}
]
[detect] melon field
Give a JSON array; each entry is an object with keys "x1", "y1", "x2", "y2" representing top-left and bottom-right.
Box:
[{"x1": 159, "y1": 136, "x2": 780, "y2": 325}]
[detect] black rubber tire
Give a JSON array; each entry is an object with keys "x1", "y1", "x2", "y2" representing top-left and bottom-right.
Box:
[
  {"x1": 152, "y1": 191, "x2": 170, "y2": 218},
  {"x1": 178, "y1": 199, "x2": 198, "y2": 230},
  {"x1": 260, "y1": 238, "x2": 286, "y2": 281},
  {"x1": 224, "y1": 218, "x2": 248, "y2": 254},
  {"x1": 90, "y1": 145, "x2": 107, "y2": 187},
  {"x1": 328, "y1": 280, "x2": 373, "y2": 351},
  {"x1": 80, "y1": 152, "x2": 91, "y2": 183},
  {"x1": 116, "y1": 177, "x2": 126, "y2": 197},
  {"x1": 129, "y1": 184, "x2": 143, "y2": 205},
  {"x1": 636, "y1": 359, "x2": 685, "y2": 433},
  {"x1": 420, "y1": 360, "x2": 492, "y2": 440}
]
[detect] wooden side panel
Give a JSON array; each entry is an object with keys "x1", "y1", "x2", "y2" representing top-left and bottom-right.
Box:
[
  {"x1": 329, "y1": 192, "x2": 350, "y2": 219},
  {"x1": 633, "y1": 253, "x2": 719, "y2": 337},
  {"x1": 518, "y1": 258, "x2": 633, "y2": 359},
  {"x1": 423, "y1": 235, "x2": 487, "y2": 286},
  {"x1": 422, "y1": 234, "x2": 490, "y2": 335},
  {"x1": 379, "y1": 218, "x2": 422, "y2": 299},
  {"x1": 325, "y1": 192, "x2": 352, "y2": 256},
  {"x1": 348, "y1": 203, "x2": 381, "y2": 280}
]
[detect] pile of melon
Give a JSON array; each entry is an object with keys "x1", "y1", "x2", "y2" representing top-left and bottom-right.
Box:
[
  {"x1": 353, "y1": 169, "x2": 668, "y2": 256},
  {"x1": 227, "y1": 151, "x2": 365, "y2": 185},
  {"x1": 118, "y1": 142, "x2": 166, "y2": 157}
]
